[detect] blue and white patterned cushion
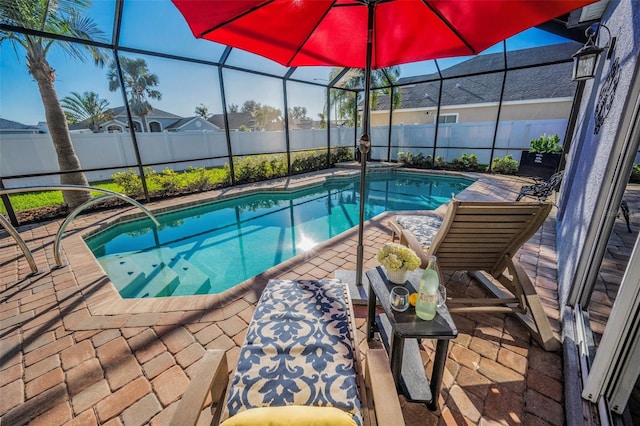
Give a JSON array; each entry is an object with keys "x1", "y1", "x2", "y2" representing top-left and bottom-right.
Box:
[
  {"x1": 223, "y1": 279, "x2": 362, "y2": 426},
  {"x1": 396, "y1": 213, "x2": 443, "y2": 247}
]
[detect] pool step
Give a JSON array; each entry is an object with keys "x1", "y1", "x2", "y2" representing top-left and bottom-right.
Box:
[
  {"x1": 98, "y1": 248, "x2": 210, "y2": 298},
  {"x1": 168, "y1": 257, "x2": 211, "y2": 296},
  {"x1": 99, "y1": 248, "x2": 180, "y2": 298},
  {"x1": 98, "y1": 255, "x2": 147, "y2": 297}
]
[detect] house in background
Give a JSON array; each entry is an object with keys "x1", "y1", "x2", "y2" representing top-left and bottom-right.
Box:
[
  {"x1": 208, "y1": 111, "x2": 256, "y2": 131},
  {"x1": 164, "y1": 116, "x2": 220, "y2": 132},
  {"x1": 208, "y1": 111, "x2": 322, "y2": 131},
  {"x1": 68, "y1": 106, "x2": 219, "y2": 133},
  {"x1": 0, "y1": 118, "x2": 44, "y2": 135},
  {"x1": 372, "y1": 42, "x2": 581, "y2": 126}
]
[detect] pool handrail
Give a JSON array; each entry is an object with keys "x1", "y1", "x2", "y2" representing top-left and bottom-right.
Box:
[
  {"x1": 0, "y1": 185, "x2": 160, "y2": 275},
  {"x1": 0, "y1": 213, "x2": 41, "y2": 275}
]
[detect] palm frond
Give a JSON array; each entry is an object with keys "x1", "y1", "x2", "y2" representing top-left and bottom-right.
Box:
[
  {"x1": 0, "y1": 0, "x2": 42, "y2": 28},
  {"x1": 1, "y1": 0, "x2": 108, "y2": 65},
  {"x1": 58, "y1": 10, "x2": 109, "y2": 65}
]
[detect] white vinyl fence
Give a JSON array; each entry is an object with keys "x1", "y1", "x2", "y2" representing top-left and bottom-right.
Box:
[{"x1": 1, "y1": 118, "x2": 570, "y2": 187}]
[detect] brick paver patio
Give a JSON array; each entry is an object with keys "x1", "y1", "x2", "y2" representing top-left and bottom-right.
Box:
[{"x1": 1, "y1": 170, "x2": 567, "y2": 425}]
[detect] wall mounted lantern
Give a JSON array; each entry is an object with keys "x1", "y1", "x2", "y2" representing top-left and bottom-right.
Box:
[{"x1": 572, "y1": 23, "x2": 616, "y2": 81}]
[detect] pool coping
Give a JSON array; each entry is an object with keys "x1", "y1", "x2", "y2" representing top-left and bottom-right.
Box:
[{"x1": 62, "y1": 168, "x2": 502, "y2": 316}]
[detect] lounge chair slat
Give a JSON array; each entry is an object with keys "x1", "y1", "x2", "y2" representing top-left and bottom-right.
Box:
[{"x1": 457, "y1": 208, "x2": 540, "y2": 215}]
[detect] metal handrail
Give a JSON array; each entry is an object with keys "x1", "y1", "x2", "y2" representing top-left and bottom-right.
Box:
[
  {"x1": 0, "y1": 213, "x2": 41, "y2": 275},
  {"x1": 0, "y1": 185, "x2": 159, "y2": 275}
]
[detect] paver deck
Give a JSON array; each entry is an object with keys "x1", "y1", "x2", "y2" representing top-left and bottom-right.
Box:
[{"x1": 0, "y1": 170, "x2": 584, "y2": 425}]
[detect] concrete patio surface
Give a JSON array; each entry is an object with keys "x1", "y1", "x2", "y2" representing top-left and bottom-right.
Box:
[{"x1": 0, "y1": 170, "x2": 579, "y2": 425}]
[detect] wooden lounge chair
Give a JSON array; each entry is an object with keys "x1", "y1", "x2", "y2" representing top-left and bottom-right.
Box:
[
  {"x1": 395, "y1": 200, "x2": 559, "y2": 351},
  {"x1": 171, "y1": 279, "x2": 404, "y2": 426}
]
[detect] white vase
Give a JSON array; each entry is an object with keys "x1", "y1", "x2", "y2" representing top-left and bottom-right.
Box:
[{"x1": 386, "y1": 268, "x2": 408, "y2": 284}]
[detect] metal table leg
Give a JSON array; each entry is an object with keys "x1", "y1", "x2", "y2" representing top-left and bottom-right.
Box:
[
  {"x1": 389, "y1": 333, "x2": 405, "y2": 389},
  {"x1": 428, "y1": 339, "x2": 450, "y2": 411},
  {"x1": 366, "y1": 282, "x2": 376, "y2": 341}
]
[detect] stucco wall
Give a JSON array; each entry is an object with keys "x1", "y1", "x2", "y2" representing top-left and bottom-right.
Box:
[{"x1": 556, "y1": 0, "x2": 640, "y2": 304}]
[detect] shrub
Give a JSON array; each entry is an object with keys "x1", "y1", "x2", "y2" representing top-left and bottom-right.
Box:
[
  {"x1": 291, "y1": 150, "x2": 326, "y2": 173},
  {"x1": 150, "y1": 168, "x2": 179, "y2": 191},
  {"x1": 228, "y1": 149, "x2": 353, "y2": 184},
  {"x1": 398, "y1": 152, "x2": 430, "y2": 168},
  {"x1": 112, "y1": 169, "x2": 145, "y2": 196},
  {"x1": 230, "y1": 154, "x2": 288, "y2": 183},
  {"x1": 330, "y1": 146, "x2": 354, "y2": 164},
  {"x1": 433, "y1": 156, "x2": 446, "y2": 169},
  {"x1": 397, "y1": 151, "x2": 445, "y2": 169},
  {"x1": 491, "y1": 154, "x2": 519, "y2": 175},
  {"x1": 449, "y1": 153, "x2": 480, "y2": 171},
  {"x1": 112, "y1": 166, "x2": 229, "y2": 197},
  {"x1": 185, "y1": 166, "x2": 212, "y2": 191},
  {"x1": 631, "y1": 163, "x2": 640, "y2": 183},
  {"x1": 529, "y1": 134, "x2": 562, "y2": 153}
]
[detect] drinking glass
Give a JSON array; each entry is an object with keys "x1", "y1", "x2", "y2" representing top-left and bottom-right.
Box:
[
  {"x1": 389, "y1": 286, "x2": 410, "y2": 312},
  {"x1": 437, "y1": 285, "x2": 447, "y2": 308}
]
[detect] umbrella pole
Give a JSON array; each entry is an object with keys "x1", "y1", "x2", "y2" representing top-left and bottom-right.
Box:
[{"x1": 355, "y1": 2, "x2": 374, "y2": 287}]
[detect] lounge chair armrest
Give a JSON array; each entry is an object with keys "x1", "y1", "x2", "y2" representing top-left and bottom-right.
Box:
[
  {"x1": 388, "y1": 219, "x2": 404, "y2": 243},
  {"x1": 401, "y1": 229, "x2": 430, "y2": 268},
  {"x1": 170, "y1": 349, "x2": 228, "y2": 426},
  {"x1": 365, "y1": 349, "x2": 405, "y2": 426}
]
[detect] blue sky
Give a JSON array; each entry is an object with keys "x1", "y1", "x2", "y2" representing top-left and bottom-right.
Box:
[{"x1": 0, "y1": 0, "x2": 575, "y2": 125}]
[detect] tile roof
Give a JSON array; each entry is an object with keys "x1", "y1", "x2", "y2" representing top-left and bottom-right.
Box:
[
  {"x1": 375, "y1": 42, "x2": 581, "y2": 110},
  {"x1": 0, "y1": 118, "x2": 39, "y2": 131},
  {"x1": 208, "y1": 111, "x2": 256, "y2": 130},
  {"x1": 108, "y1": 105, "x2": 182, "y2": 119}
]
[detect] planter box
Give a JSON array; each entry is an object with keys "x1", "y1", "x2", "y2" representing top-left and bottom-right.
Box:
[{"x1": 518, "y1": 151, "x2": 561, "y2": 179}]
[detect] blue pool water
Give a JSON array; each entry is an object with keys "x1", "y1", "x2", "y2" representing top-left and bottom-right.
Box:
[{"x1": 86, "y1": 172, "x2": 473, "y2": 298}]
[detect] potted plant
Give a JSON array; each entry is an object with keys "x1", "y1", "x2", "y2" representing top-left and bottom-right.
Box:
[
  {"x1": 376, "y1": 242, "x2": 421, "y2": 284},
  {"x1": 519, "y1": 134, "x2": 563, "y2": 179}
]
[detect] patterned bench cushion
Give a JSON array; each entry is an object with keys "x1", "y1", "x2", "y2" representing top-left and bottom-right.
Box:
[
  {"x1": 396, "y1": 213, "x2": 443, "y2": 247},
  {"x1": 222, "y1": 279, "x2": 362, "y2": 426}
]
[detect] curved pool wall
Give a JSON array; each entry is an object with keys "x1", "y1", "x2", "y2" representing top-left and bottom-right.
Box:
[{"x1": 85, "y1": 171, "x2": 474, "y2": 298}]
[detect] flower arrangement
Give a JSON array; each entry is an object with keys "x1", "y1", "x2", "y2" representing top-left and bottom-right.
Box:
[{"x1": 376, "y1": 243, "x2": 421, "y2": 271}]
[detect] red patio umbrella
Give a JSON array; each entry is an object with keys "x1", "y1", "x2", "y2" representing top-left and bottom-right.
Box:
[{"x1": 172, "y1": 0, "x2": 594, "y2": 287}]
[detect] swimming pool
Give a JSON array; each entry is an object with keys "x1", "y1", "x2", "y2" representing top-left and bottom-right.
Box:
[{"x1": 86, "y1": 172, "x2": 473, "y2": 298}]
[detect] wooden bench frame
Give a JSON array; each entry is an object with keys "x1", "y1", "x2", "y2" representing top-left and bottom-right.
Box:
[{"x1": 171, "y1": 281, "x2": 405, "y2": 426}]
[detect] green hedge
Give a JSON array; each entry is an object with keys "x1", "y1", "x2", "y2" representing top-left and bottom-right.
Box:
[
  {"x1": 397, "y1": 151, "x2": 488, "y2": 172},
  {"x1": 228, "y1": 147, "x2": 353, "y2": 184},
  {"x1": 491, "y1": 155, "x2": 519, "y2": 175}
]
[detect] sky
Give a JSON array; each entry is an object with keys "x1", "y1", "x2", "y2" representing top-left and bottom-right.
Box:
[{"x1": 0, "y1": 0, "x2": 575, "y2": 126}]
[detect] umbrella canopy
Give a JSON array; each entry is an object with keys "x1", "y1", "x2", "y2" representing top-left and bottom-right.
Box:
[
  {"x1": 172, "y1": 0, "x2": 593, "y2": 69},
  {"x1": 172, "y1": 0, "x2": 595, "y2": 286}
]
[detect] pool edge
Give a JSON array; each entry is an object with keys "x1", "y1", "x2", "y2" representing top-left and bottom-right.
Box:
[{"x1": 65, "y1": 169, "x2": 491, "y2": 315}]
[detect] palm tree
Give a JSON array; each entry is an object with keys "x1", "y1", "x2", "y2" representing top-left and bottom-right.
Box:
[
  {"x1": 61, "y1": 91, "x2": 113, "y2": 132},
  {"x1": 194, "y1": 103, "x2": 209, "y2": 119},
  {"x1": 317, "y1": 112, "x2": 327, "y2": 129},
  {"x1": 1, "y1": 0, "x2": 109, "y2": 208},
  {"x1": 288, "y1": 106, "x2": 309, "y2": 120},
  {"x1": 107, "y1": 57, "x2": 161, "y2": 132},
  {"x1": 326, "y1": 67, "x2": 402, "y2": 126},
  {"x1": 254, "y1": 105, "x2": 283, "y2": 131}
]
